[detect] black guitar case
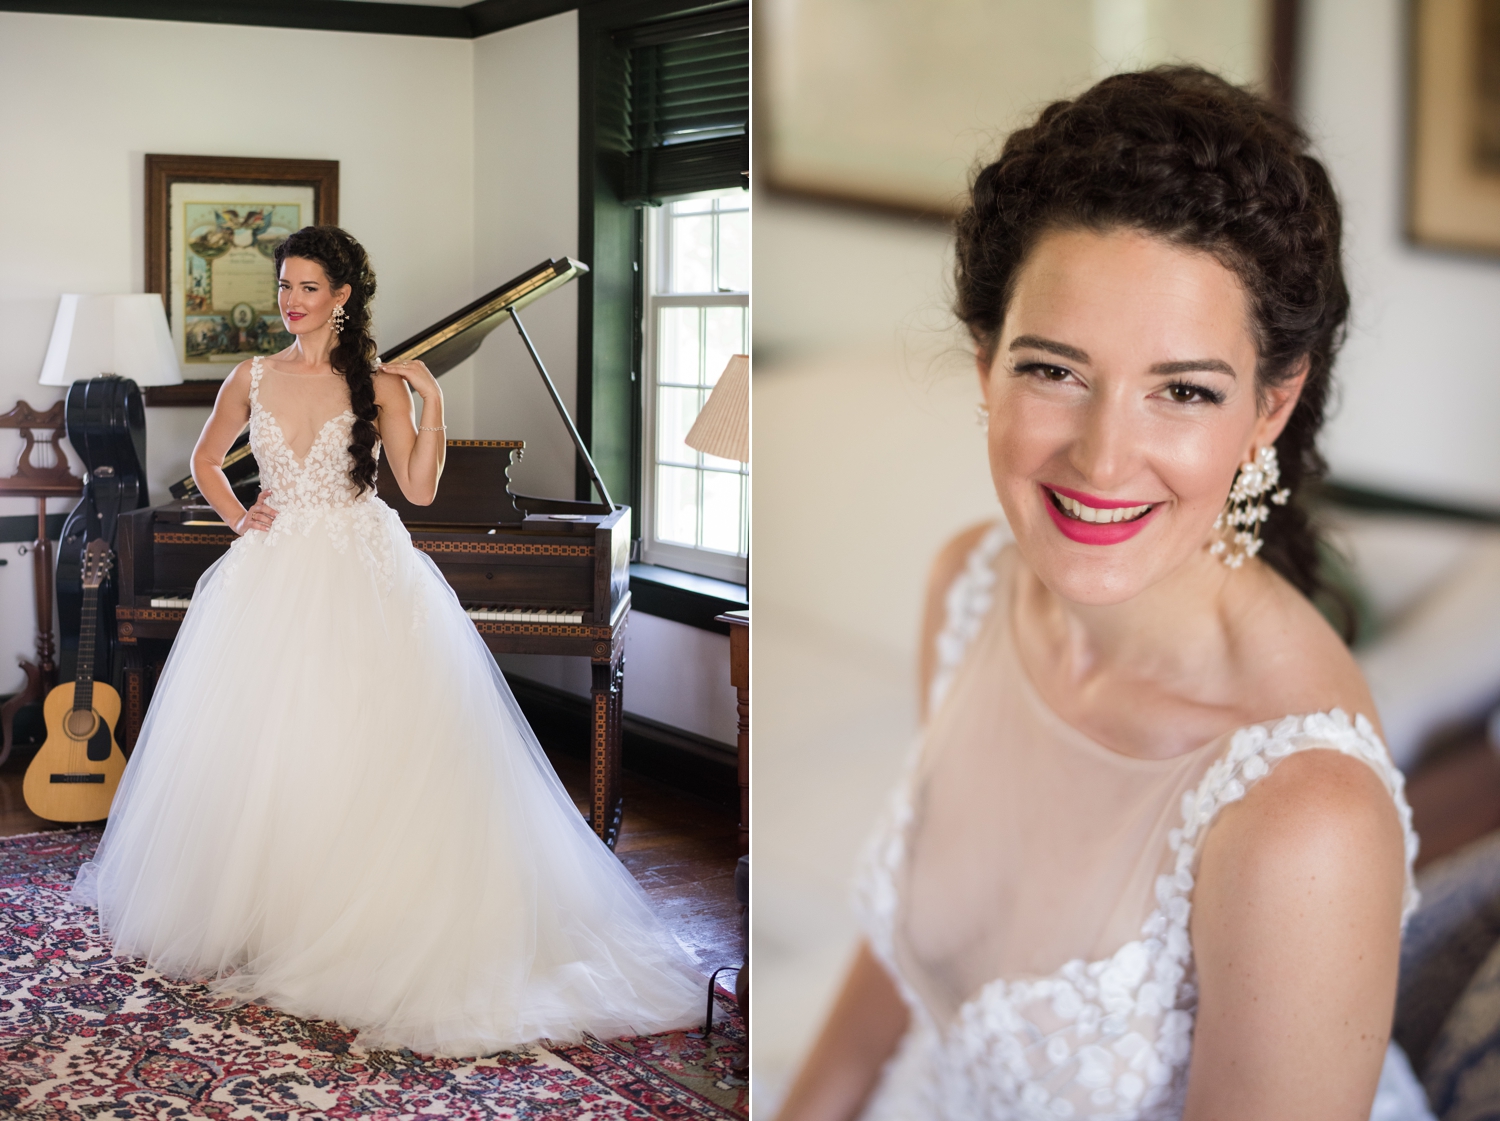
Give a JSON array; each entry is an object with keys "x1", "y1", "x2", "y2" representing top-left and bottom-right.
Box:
[{"x1": 55, "y1": 376, "x2": 150, "y2": 690}]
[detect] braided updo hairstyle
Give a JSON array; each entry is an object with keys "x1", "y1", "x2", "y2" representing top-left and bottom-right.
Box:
[
  {"x1": 955, "y1": 66, "x2": 1350, "y2": 625},
  {"x1": 273, "y1": 225, "x2": 380, "y2": 495}
]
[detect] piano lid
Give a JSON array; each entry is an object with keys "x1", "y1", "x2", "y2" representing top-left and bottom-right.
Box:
[{"x1": 379, "y1": 257, "x2": 588, "y2": 375}]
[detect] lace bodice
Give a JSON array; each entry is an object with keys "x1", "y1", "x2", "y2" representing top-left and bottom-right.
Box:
[
  {"x1": 854, "y1": 524, "x2": 1420, "y2": 1121},
  {"x1": 232, "y1": 356, "x2": 399, "y2": 593}
]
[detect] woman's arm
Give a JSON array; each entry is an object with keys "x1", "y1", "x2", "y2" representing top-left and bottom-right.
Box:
[
  {"x1": 774, "y1": 941, "x2": 910, "y2": 1121},
  {"x1": 1183, "y1": 748, "x2": 1407, "y2": 1120},
  {"x1": 190, "y1": 362, "x2": 274, "y2": 536},
  {"x1": 373, "y1": 361, "x2": 445, "y2": 505}
]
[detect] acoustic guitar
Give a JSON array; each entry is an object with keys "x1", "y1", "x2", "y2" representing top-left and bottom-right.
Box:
[{"x1": 24, "y1": 539, "x2": 127, "y2": 822}]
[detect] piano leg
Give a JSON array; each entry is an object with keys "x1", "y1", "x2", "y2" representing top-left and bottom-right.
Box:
[
  {"x1": 121, "y1": 646, "x2": 145, "y2": 755},
  {"x1": 589, "y1": 652, "x2": 625, "y2": 849}
]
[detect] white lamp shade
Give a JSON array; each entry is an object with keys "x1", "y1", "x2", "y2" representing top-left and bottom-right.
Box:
[
  {"x1": 39, "y1": 294, "x2": 183, "y2": 387},
  {"x1": 685, "y1": 353, "x2": 749, "y2": 463}
]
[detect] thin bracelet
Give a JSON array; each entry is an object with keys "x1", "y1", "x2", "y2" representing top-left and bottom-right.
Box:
[{"x1": 418, "y1": 424, "x2": 447, "y2": 432}]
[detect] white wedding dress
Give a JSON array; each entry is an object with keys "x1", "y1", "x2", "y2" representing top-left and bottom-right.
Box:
[
  {"x1": 72, "y1": 357, "x2": 704, "y2": 1057},
  {"x1": 854, "y1": 525, "x2": 1437, "y2": 1120}
]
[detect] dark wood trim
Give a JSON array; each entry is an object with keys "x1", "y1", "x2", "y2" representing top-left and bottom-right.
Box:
[
  {"x1": 468, "y1": 0, "x2": 576, "y2": 35},
  {"x1": 143, "y1": 382, "x2": 220, "y2": 408},
  {"x1": 0, "y1": 0, "x2": 577, "y2": 37},
  {"x1": 630, "y1": 563, "x2": 746, "y2": 633},
  {"x1": 1269, "y1": 0, "x2": 1301, "y2": 112},
  {"x1": 507, "y1": 674, "x2": 737, "y2": 807}
]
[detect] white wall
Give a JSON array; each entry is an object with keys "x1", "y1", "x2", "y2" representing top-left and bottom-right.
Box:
[
  {"x1": 472, "y1": 11, "x2": 581, "y2": 499},
  {"x1": 1302, "y1": 0, "x2": 1500, "y2": 508}
]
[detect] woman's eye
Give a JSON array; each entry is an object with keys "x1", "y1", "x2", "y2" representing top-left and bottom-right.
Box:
[
  {"x1": 1163, "y1": 382, "x2": 1222, "y2": 405},
  {"x1": 1018, "y1": 362, "x2": 1073, "y2": 383}
]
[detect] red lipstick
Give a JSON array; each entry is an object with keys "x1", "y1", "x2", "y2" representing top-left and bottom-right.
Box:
[{"x1": 1041, "y1": 484, "x2": 1161, "y2": 545}]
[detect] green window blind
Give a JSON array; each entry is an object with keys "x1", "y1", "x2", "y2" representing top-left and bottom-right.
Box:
[{"x1": 618, "y1": 7, "x2": 749, "y2": 205}]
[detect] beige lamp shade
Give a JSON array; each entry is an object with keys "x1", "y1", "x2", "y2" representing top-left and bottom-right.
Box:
[
  {"x1": 685, "y1": 353, "x2": 749, "y2": 463},
  {"x1": 39, "y1": 294, "x2": 183, "y2": 387}
]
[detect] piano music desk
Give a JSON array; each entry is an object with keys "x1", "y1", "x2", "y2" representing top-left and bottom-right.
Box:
[{"x1": 114, "y1": 499, "x2": 634, "y2": 849}]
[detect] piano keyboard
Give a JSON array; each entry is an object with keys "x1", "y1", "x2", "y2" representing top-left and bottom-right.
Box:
[
  {"x1": 150, "y1": 596, "x2": 581, "y2": 625},
  {"x1": 466, "y1": 608, "x2": 584, "y2": 624}
]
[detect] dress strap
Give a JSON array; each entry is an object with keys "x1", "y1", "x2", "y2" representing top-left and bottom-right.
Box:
[
  {"x1": 928, "y1": 522, "x2": 1009, "y2": 714},
  {"x1": 1157, "y1": 711, "x2": 1420, "y2": 940},
  {"x1": 248, "y1": 355, "x2": 264, "y2": 408}
]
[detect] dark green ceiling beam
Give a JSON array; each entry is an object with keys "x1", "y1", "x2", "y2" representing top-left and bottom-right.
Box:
[{"x1": 0, "y1": 0, "x2": 576, "y2": 37}]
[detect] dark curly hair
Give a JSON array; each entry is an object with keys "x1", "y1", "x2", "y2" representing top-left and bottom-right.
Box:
[
  {"x1": 273, "y1": 225, "x2": 380, "y2": 495},
  {"x1": 955, "y1": 66, "x2": 1350, "y2": 630}
]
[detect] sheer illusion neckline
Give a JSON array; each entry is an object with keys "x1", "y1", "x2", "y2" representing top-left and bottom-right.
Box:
[
  {"x1": 249, "y1": 357, "x2": 354, "y2": 469},
  {"x1": 996, "y1": 551, "x2": 1251, "y2": 771}
]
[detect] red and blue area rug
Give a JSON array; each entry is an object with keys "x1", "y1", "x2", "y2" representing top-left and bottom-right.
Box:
[{"x1": 0, "y1": 830, "x2": 747, "y2": 1119}]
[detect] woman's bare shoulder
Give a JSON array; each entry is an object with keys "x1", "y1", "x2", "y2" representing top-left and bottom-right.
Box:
[
  {"x1": 1231, "y1": 565, "x2": 1381, "y2": 737},
  {"x1": 215, "y1": 360, "x2": 255, "y2": 406},
  {"x1": 372, "y1": 370, "x2": 410, "y2": 403}
]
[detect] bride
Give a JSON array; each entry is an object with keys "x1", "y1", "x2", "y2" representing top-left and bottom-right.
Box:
[
  {"x1": 72, "y1": 224, "x2": 704, "y2": 1057},
  {"x1": 775, "y1": 69, "x2": 1431, "y2": 1120}
]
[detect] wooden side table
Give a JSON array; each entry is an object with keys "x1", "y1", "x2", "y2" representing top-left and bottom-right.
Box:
[
  {"x1": 0, "y1": 401, "x2": 83, "y2": 764},
  {"x1": 718, "y1": 610, "x2": 748, "y2": 853}
]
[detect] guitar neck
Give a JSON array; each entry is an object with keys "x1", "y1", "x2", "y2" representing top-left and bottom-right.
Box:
[{"x1": 74, "y1": 581, "x2": 99, "y2": 712}]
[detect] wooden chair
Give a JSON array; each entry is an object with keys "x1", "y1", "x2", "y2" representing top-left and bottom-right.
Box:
[{"x1": 0, "y1": 401, "x2": 83, "y2": 764}]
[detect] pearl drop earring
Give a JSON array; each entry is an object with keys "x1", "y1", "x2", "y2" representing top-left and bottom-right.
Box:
[
  {"x1": 330, "y1": 304, "x2": 347, "y2": 335},
  {"x1": 976, "y1": 403, "x2": 989, "y2": 428},
  {"x1": 1211, "y1": 445, "x2": 1291, "y2": 568}
]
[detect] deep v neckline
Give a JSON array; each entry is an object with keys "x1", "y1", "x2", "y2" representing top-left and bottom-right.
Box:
[
  {"x1": 250, "y1": 358, "x2": 353, "y2": 469},
  {"x1": 257, "y1": 405, "x2": 354, "y2": 469}
]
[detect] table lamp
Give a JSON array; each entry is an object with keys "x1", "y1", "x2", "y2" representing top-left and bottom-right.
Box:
[
  {"x1": 38, "y1": 294, "x2": 182, "y2": 499},
  {"x1": 685, "y1": 353, "x2": 749, "y2": 464}
]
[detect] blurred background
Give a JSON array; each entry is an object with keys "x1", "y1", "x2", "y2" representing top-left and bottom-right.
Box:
[{"x1": 751, "y1": 0, "x2": 1500, "y2": 1114}]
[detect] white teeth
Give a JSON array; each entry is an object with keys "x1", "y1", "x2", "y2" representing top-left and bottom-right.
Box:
[{"x1": 1052, "y1": 491, "x2": 1152, "y2": 524}]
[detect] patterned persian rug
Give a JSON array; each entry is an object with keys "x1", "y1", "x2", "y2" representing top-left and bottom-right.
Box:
[{"x1": 0, "y1": 829, "x2": 747, "y2": 1119}]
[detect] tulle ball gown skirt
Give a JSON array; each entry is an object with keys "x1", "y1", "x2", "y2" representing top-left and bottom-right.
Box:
[{"x1": 72, "y1": 499, "x2": 704, "y2": 1057}]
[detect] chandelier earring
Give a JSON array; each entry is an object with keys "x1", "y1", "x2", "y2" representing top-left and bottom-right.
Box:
[
  {"x1": 976, "y1": 402, "x2": 990, "y2": 428},
  {"x1": 1211, "y1": 444, "x2": 1291, "y2": 568},
  {"x1": 330, "y1": 303, "x2": 347, "y2": 335}
]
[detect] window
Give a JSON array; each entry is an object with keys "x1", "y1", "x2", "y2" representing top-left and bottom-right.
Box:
[{"x1": 641, "y1": 190, "x2": 749, "y2": 583}]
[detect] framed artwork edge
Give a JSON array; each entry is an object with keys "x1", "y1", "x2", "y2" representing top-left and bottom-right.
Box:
[
  {"x1": 755, "y1": 0, "x2": 1300, "y2": 219},
  {"x1": 1405, "y1": 0, "x2": 1500, "y2": 258},
  {"x1": 144, "y1": 154, "x2": 339, "y2": 407}
]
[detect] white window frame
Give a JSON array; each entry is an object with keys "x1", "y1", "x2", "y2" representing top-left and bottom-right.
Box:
[{"x1": 639, "y1": 191, "x2": 750, "y2": 584}]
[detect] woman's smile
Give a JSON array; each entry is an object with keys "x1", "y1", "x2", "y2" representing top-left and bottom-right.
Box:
[{"x1": 1041, "y1": 483, "x2": 1163, "y2": 544}]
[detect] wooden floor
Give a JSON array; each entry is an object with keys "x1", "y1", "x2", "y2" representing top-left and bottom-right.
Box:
[{"x1": 0, "y1": 745, "x2": 743, "y2": 976}]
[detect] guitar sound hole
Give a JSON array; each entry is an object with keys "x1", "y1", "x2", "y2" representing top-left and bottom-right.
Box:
[{"x1": 65, "y1": 709, "x2": 96, "y2": 739}]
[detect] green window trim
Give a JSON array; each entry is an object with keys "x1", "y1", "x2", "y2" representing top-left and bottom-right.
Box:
[{"x1": 576, "y1": 0, "x2": 748, "y2": 512}]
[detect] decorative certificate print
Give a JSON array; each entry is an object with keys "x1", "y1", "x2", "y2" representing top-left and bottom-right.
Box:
[{"x1": 168, "y1": 182, "x2": 314, "y2": 369}]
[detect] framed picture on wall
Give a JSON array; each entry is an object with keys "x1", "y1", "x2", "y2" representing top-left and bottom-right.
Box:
[
  {"x1": 1409, "y1": 0, "x2": 1500, "y2": 256},
  {"x1": 758, "y1": 0, "x2": 1296, "y2": 218},
  {"x1": 144, "y1": 154, "x2": 339, "y2": 406}
]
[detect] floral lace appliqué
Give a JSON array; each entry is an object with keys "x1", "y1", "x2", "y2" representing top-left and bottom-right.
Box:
[
  {"x1": 854, "y1": 524, "x2": 1420, "y2": 1121},
  {"x1": 221, "y1": 357, "x2": 398, "y2": 594}
]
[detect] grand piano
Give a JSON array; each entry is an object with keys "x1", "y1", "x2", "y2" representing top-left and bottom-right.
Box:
[{"x1": 114, "y1": 258, "x2": 635, "y2": 848}]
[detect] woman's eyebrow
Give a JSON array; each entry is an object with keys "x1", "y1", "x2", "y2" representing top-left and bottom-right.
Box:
[
  {"x1": 1009, "y1": 335, "x2": 1090, "y2": 363},
  {"x1": 1150, "y1": 358, "x2": 1236, "y2": 378}
]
